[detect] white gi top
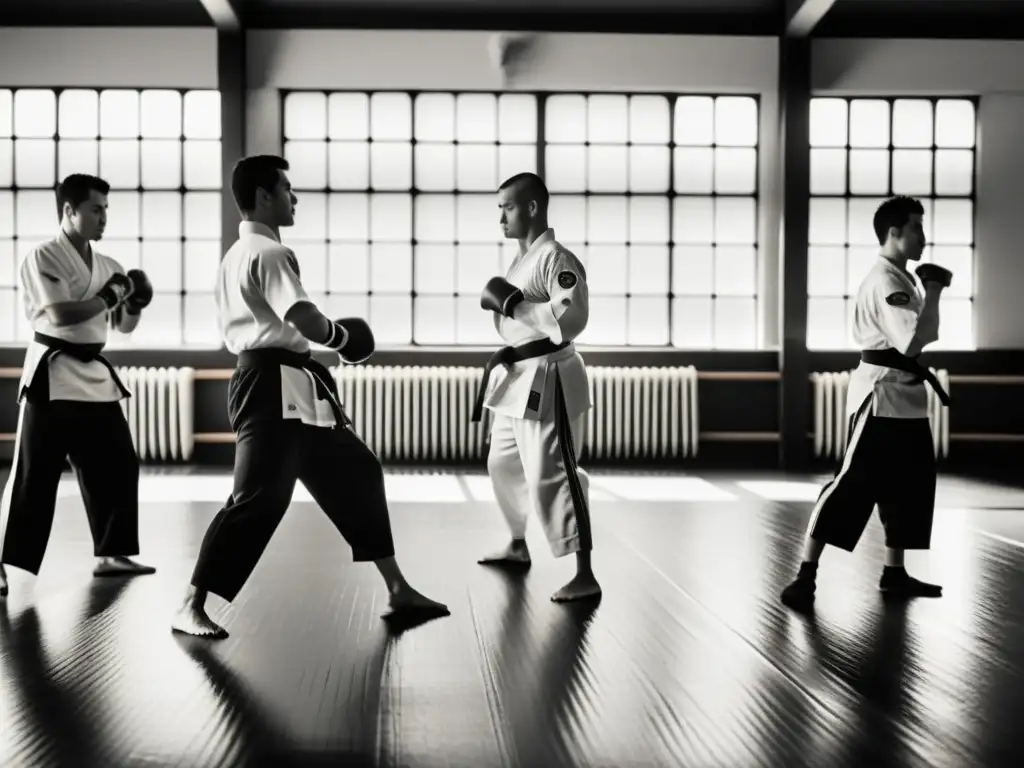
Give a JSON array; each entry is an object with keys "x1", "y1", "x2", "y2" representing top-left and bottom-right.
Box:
[
  {"x1": 217, "y1": 221, "x2": 336, "y2": 428},
  {"x1": 18, "y1": 230, "x2": 126, "y2": 402},
  {"x1": 845, "y1": 256, "x2": 933, "y2": 420},
  {"x1": 483, "y1": 228, "x2": 592, "y2": 422}
]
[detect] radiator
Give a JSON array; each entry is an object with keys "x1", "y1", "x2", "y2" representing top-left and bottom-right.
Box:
[
  {"x1": 116, "y1": 366, "x2": 196, "y2": 462},
  {"x1": 811, "y1": 368, "x2": 951, "y2": 460}
]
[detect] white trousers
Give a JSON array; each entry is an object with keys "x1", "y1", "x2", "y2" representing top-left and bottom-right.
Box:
[{"x1": 486, "y1": 412, "x2": 591, "y2": 558}]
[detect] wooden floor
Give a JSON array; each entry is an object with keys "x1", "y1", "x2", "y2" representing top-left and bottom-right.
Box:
[{"x1": 2, "y1": 467, "x2": 1023, "y2": 768}]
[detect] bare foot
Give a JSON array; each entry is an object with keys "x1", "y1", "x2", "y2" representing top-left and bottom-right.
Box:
[
  {"x1": 477, "y1": 539, "x2": 531, "y2": 568},
  {"x1": 94, "y1": 556, "x2": 157, "y2": 577},
  {"x1": 551, "y1": 573, "x2": 602, "y2": 603},
  {"x1": 0, "y1": 564, "x2": 7, "y2": 597},
  {"x1": 171, "y1": 601, "x2": 229, "y2": 639},
  {"x1": 382, "y1": 584, "x2": 450, "y2": 620}
]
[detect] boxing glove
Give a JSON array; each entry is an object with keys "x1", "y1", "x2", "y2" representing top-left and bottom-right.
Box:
[
  {"x1": 95, "y1": 273, "x2": 134, "y2": 310},
  {"x1": 480, "y1": 277, "x2": 524, "y2": 318},
  {"x1": 325, "y1": 317, "x2": 375, "y2": 364},
  {"x1": 915, "y1": 263, "x2": 953, "y2": 289},
  {"x1": 124, "y1": 269, "x2": 154, "y2": 314}
]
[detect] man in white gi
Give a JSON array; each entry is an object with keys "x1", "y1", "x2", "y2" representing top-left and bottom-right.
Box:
[
  {"x1": 472, "y1": 172, "x2": 601, "y2": 603},
  {"x1": 0, "y1": 173, "x2": 157, "y2": 598},
  {"x1": 171, "y1": 155, "x2": 448, "y2": 639},
  {"x1": 781, "y1": 195, "x2": 950, "y2": 612}
]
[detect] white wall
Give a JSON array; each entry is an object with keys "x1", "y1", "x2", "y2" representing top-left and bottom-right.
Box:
[{"x1": 812, "y1": 39, "x2": 1024, "y2": 349}]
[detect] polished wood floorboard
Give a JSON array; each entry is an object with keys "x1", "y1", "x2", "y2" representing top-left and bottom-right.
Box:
[{"x1": 1, "y1": 469, "x2": 1022, "y2": 768}]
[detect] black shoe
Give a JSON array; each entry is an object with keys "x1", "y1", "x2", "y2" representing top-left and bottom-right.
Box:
[
  {"x1": 781, "y1": 562, "x2": 818, "y2": 612},
  {"x1": 879, "y1": 566, "x2": 942, "y2": 598}
]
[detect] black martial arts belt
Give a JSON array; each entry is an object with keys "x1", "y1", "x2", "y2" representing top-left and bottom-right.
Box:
[
  {"x1": 470, "y1": 338, "x2": 570, "y2": 423},
  {"x1": 236, "y1": 347, "x2": 352, "y2": 427},
  {"x1": 860, "y1": 348, "x2": 951, "y2": 406},
  {"x1": 25, "y1": 332, "x2": 131, "y2": 402}
]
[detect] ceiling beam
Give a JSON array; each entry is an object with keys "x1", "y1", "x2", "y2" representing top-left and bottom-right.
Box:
[
  {"x1": 197, "y1": 0, "x2": 242, "y2": 30},
  {"x1": 785, "y1": 0, "x2": 837, "y2": 37}
]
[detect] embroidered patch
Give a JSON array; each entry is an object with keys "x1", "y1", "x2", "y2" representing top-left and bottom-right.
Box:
[
  {"x1": 557, "y1": 271, "x2": 577, "y2": 289},
  {"x1": 526, "y1": 391, "x2": 541, "y2": 412},
  {"x1": 885, "y1": 291, "x2": 911, "y2": 306}
]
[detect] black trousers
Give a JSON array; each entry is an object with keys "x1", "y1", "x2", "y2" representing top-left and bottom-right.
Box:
[
  {"x1": 189, "y1": 418, "x2": 398, "y2": 603},
  {"x1": 0, "y1": 399, "x2": 141, "y2": 575},
  {"x1": 808, "y1": 400, "x2": 937, "y2": 552}
]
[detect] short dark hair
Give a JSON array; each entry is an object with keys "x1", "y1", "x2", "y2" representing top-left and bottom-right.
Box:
[
  {"x1": 498, "y1": 172, "x2": 549, "y2": 213},
  {"x1": 56, "y1": 174, "x2": 109, "y2": 219},
  {"x1": 873, "y1": 195, "x2": 925, "y2": 245},
  {"x1": 231, "y1": 155, "x2": 289, "y2": 213}
]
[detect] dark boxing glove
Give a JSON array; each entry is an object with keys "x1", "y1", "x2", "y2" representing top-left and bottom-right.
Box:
[
  {"x1": 480, "y1": 277, "x2": 524, "y2": 318},
  {"x1": 124, "y1": 269, "x2": 154, "y2": 314},
  {"x1": 915, "y1": 263, "x2": 953, "y2": 289},
  {"x1": 323, "y1": 316, "x2": 375, "y2": 364},
  {"x1": 95, "y1": 273, "x2": 134, "y2": 310}
]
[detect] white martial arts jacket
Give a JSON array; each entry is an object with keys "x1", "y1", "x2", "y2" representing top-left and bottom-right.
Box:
[
  {"x1": 845, "y1": 256, "x2": 933, "y2": 420},
  {"x1": 483, "y1": 229, "x2": 592, "y2": 423},
  {"x1": 18, "y1": 231, "x2": 127, "y2": 403}
]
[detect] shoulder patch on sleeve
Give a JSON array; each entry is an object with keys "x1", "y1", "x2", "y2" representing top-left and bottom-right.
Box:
[
  {"x1": 557, "y1": 270, "x2": 577, "y2": 289},
  {"x1": 885, "y1": 291, "x2": 911, "y2": 306}
]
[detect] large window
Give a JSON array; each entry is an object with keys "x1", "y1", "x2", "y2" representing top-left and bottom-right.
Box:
[
  {"x1": 807, "y1": 97, "x2": 976, "y2": 350},
  {"x1": 0, "y1": 87, "x2": 223, "y2": 348},
  {"x1": 282, "y1": 90, "x2": 760, "y2": 348}
]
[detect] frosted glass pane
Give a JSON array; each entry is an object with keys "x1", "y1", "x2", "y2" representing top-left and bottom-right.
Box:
[
  {"x1": 932, "y1": 199, "x2": 973, "y2": 245},
  {"x1": 327, "y1": 243, "x2": 370, "y2": 293},
  {"x1": 932, "y1": 297, "x2": 973, "y2": 350},
  {"x1": 546, "y1": 146, "x2": 586, "y2": 192},
  {"x1": 328, "y1": 92, "x2": 369, "y2": 140},
  {"x1": 15, "y1": 90, "x2": 57, "y2": 138},
  {"x1": 141, "y1": 192, "x2": 182, "y2": 238},
  {"x1": 891, "y1": 149, "x2": 932, "y2": 196},
  {"x1": 58, "y1": 90, "x2": 99, "y2": 138},
  {"x1": 807, "y1": 246, "x2": 846, "y2": 297},
  {"x1": 15, "y1": 139, "x2": 55, "y2": 188},
  {"x1": 498, "y1": 144, "x2": 536, "y2": 181},
  {"x1": 628, "y1": 245, "x2": 669, "y2": 295},
  {"x1": 892, "y1": 100, "x2": 933, "y2": 148},
  {"x1": 714, "y1": 297, "x2": 756, "y2": 349},
  {"x1": 674, "y1": 97, "x2": 714, "y2": 146},
  {"x1": 629, "y1": 95, "x2": 670, "y2": 144},
  {"x1": 414, "y1": 93, "x2": 454, "y2": 141},
  {"x1": 103, "y1": 191, "x2": 140, "y2": 239},
  {"x1": 671, "y1": 245, "x2": 713, "y2": 296},
  {"x1": 288, "y1": 191, "x2": 327, "y2": 241},
  {"x1": 627, "y1": 296, "x2": 669, "y2": 345},
  {"x1": 673, "y1": 147, "x2": 713, "y2": 194},
  {"x1": 628, "y1": 197, "x2": 669, "y2": 244},
  {"x1": 457, "y1": 194, "x2": 497, "y2": 243},
  {"x1": 929, "y1": 246, "x2": 973, "y2": 297},
  {"x1": 588, "y1": 95, "x2": 628, "y2": 144},
  {"x1": 456, "y1": 93, "x2": 497, "y2": 143},
  {"x1": 184, "y1": 192, "x2": 220, "y2": 239},
  {"x1": 99, "y1": 90, "x2": 139, "y2": 139},
  {"x1": 849, "y1": 100, "x2": 890, "y2": 148},
  {"x1": 810, "y1": 98, "x2": 848, "y2": 148},
  {"x1": 292, "y1": 241, "x2": 327, "y2": 291},
  {"x1": 58, "y1": 139, "x2": 99, "y2": 179},
  {"x1": 414, "y1": 144, "x2": 454, "y2": 192},
  {"x1": 934, "y1": 149, "x2": 974, "y2": 196},
  {"x1": 101, "y1": 239, "x2": 140, "y2": 270},
  {"x1": 456, "y1": 144, "x2": 497, "y2": 190},
  {"x1": 456, "y1": 244, "x2": 501, "y2": 294},
  {"x1": 847, "y1": 198, "x2": 886, "y2": 246},
  {"x1": 183, "y1": 293, "x2": 220, "y2": 346},
  {"x1": 414, "y1": 194, "x2": 456, "y2": 243},
  {"x1": 0, "y1": 139, "x2": 11, "y2": 186},
  {"x1": 184, "y1": 240, "x2": 221, "y2": 292},
  {"x1": 846, "y1": 246, "x2": 877, "y2": 294},
  {"x1": 714, "y1": 246, "x2": 756, "y2": 296},
  {"x1": 128, "y1": 292, "x2": 181, "y2": 346},
  {"x1": 183, "y1": 140, "x2": 221, "y2": 189},
  {"x1": 0, "y1": 240, "x2": 15, "y2": 286},
  {"x1": 0, "y1": 91, "x2": 11, "y2": 138},
  {"x1": 16, "y1": 191, "x2": 60, "y2": 238},
  {"x1": 807, "y1": 297, "x2": 849, "y2": 349},
  {"x1": 370, "y1": 141, "x2": 412, "y2": 190},
  {"x1": 715, "y1": 197, "x2": 756, "y2": 245},
  {"x1": 715, "y1": 97, "x2": 758, "y2": 147},
  {"x1": 99, "y1": 139, "x2": 139, "y2": 188},
  {"x1": 714, "y1": 148, "x2": 756, "y2": 194},
  {"x1": 848, "y1": 149, "x2": 889, "y2": 195},
  {"x1": 935, "y1": 100, "x2": 975, "y2": 148},
  {"x1": 413, "y1": 296, "x2": 456, "y2": 344},
  {"x1": 328, "y1": 141, "x2": 370, "y2": 190},
  {"x1": 548, "y1": 196, "x2": 586, "y2": 244},
  {"x1": 587, "y1": 145, "x2": 627, "y2": 191},
  {"x1": 587, "y1": 196, "x2": 627, "y2": 243},
  {"x1": 369, "y1": 244, "x2": 412, "y2": 291},
  {"x1": 140, "y1": 90, "x2": 182, "y2": 139},
  {"x1": 0, "y1": 287, "x2": 17, "y2": 343},
  {"x1": 370, "y1": 193, "x2": 413, "y2": 241},
  {"x1": 808, "y1": 198, "x2": 846, "y2": 246},
  {"x1": 370, "y1": 93, "x2": 412, "y2": 141},
  {"x1": 810, "y1": 148, "x2": 847, "y2": 195},
  {"x1": 456, "y1": 294, "x2": 496, "y2": 344},
  {"x1": 586, "y1": 245, "x2": 628, "y2": 295},
  {"x1": 0, "y1": 192, "x2": 12, "y2": 236},
  {"x1": 545, "y1": 95, "x2": 587, "y2": 143},
  {"x1": 673, "y1": 197, "x2": 714, "y2": 244},
  {"x1": 671, "y1": 297, "x2": 713, "y2": 347},
  {"x1": 285, "y1": 140, "x2": 327, "y2": 189},
  {"x1": 182, "y1": 91, "x2": 220, "y2": 140},
  {"x1": 498, "y1": 95, "x2": 536, "y2": 143},
  {"x1": 321, "y1": 292, "x2": 369, "y2": 320},
  {"x1": 368, "y1": 294, "x2": 412, "y2": 345},
  {"x1": 329, "y1": 193, "x2": 369, "y2": 242},
  {"x1": 140, "y1": 240, "x2": 182, "y2": 292},
  {"x1": 284, "y1": 92, "x2": 327, "y2": 140},
  {"x1": 581, "y1": 296, "x2": 626, "y2": 345},
  {"x1": 140, "y1": 140, "x2": 181, "y2": 189},
  {"x1": 628, "y1": 145, "x2": 670, "y2": 193}
]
